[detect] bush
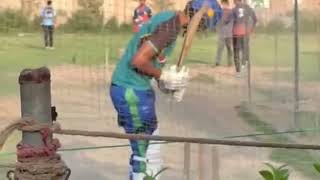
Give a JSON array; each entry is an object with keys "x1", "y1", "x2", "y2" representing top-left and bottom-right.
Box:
[
  {"x1": 285, "y1": 10, "x2": 320, "y2": 33},
  {"x1": 62, "y1": 9, "x2": 104, "y2": 32},
  {"x1": 61, "y1": 0, "x2": 104, "y2": 32},
  {"x1": 298, "y1": 11, "x2": 320, "y2": 33},
  {"x1": 0, "y1": 9, "x2": 43, "y2": 33},
  {"x1": 118, "y1": 23, "x2": 132, "y2": 32},
  {"x1": 104, "y1": 17, "x2": 118, "y2": 32},
  {"x1": 104, "y1": 17, "x2": 133, "y2": 33},
  {"x1": 0, "y1": 9, "x2": 29, "y2": 32},
  {"x1": 256, "y1": 18, "x2": 290, "y2": 34}
]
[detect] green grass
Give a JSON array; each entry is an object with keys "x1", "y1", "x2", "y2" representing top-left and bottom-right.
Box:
[
  {"x1": 237, "y1": 103, "x2": 320, "y2": 179},
  {"x1": 0, "y1": 132, "x2": 20, "y2": 180},
  {"x1": 0, "y1": 32, "x2": 319, "y2": 96}
]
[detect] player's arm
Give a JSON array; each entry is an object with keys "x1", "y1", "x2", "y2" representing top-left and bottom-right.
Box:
[
  {"x1": 131, "y1": 19, "x2": 175, "y2": 79},
  {"x1": 133, "y1": 9, "x2": 138, "y2": 22},
  {"x1": 250, "y1": 7, "x2": 258, "y2": 28},
  {"x1": 131, "y1": 42, "x2": 161, "y2": 79},
  {"x1": 147, "y1": 7, "x2": 152, "y2": 18}
]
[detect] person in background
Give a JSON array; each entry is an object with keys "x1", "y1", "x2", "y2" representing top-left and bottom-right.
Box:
[
  {"x1": 40, "y1": 0, "x2": 56, "y2": 50},
  {"x1": 133, "y1": 0, "x2": 152, "y2": 33},
  {"x1": 215, "y1": 0, "x2": 233, "y2": 67},
  {"x1": 226, "y1": 0, "x2": 257, "y2": 77}
]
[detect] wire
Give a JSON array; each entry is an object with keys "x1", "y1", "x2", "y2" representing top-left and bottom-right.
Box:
[{"x1": 1, "y1": 128, "x2": 320, "y2": 158}]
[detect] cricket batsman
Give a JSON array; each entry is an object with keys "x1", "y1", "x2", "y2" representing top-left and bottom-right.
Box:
[{"x1": 109, "y1": 0, "x2": 221, "y2": 179}]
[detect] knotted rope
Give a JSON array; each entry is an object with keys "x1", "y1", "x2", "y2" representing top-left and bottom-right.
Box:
[{"x1": 0, "y1": 118, "x2": 68, "y2": 180}]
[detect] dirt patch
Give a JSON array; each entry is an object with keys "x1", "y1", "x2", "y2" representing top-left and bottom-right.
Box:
[{"x1": 0, "y1": 64, "x2": 318, "y2": 180}]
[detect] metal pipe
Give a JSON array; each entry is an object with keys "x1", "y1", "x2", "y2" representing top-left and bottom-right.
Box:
[
  {"x1": 293, "y1": 0, "x2": 300, "y2": 127},
  {"x1": 19, "y1": 67, "x2": 52, "y2": 147}
]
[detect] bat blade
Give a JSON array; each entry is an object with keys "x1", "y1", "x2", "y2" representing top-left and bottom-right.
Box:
[{"x1": 177, "y1": 5, "x2": 209, "y2": 68}]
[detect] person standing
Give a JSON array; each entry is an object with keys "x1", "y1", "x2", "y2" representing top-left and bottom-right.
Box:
[
  {"x1": 133, "y1": 0, "x2": 152, "y2": 33},
  {"x1": 227, "y1": 0, "x2": 257, "y2": 76},
  {"x1": 110, "y1": 1, "x2": 221, "y2": 179},
  {"x1": 215, "y1": 0, "x2": 233, "y2": 67},
  {"x1": 40, "y1": 0, "x2": 56, "y2": 50}
]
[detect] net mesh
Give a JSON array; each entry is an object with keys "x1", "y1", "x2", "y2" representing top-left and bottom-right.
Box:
[{"x1": 0, "y1": 0, "x2": 320, "y2": 179}]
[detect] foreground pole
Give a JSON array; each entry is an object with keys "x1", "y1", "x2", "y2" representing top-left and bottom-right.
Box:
[
  {"x1": 11, "y1": 67, "x2": 70, "y2": 180},
  {"x1": 293, "y1": 0, "x2": 300, "y2": 127}
]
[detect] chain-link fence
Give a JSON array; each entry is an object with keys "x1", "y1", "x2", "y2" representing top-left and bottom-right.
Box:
[{"x1": 1, "y1": 0, "x2": 320, "y2": 179}]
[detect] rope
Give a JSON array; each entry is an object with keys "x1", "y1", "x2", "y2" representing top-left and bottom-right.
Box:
[
  {"x1": 0, "y1": 118, "x2": 60, "y2": 151},
  {"x1": 0, "y1": 118, "x2": 67, "y2": 179},
  {"x1": 55, "y1": 129, "x2": 320, "y2": 150},
  {"x1": 2, "y1": 118, "x2": 320, "y2": 177},
  {"x1": 1, "y1": 128, "x2": 319, "y2": 159}
]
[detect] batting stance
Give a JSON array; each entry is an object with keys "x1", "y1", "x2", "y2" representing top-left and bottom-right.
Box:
[{"x1": 109, "y1": 1, "x2": 221, "y2": 179}]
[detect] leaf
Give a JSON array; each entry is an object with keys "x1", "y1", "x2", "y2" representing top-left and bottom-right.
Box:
[
  {"x1": 264, "y1": 163, "x2": 277, "y2": 174},
  {"x1": 154, "y1": 167, "x2": 169, "y2": 178},
  {"x1": 279, "y1": 169, "x2": 289, "y2": 180},
  {"x1": 279, "y1": 164, "x2": 288, "y2": 170},
  {"x1": 314, "y1": 163, "x2": 320, "y2": 173},
  {"x1": 259, "y1": 170, "x2": 274, "y2": 180}
]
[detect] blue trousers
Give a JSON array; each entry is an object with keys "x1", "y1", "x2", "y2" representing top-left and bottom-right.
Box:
[{"x1": 110, "y1": 84, "x2": 157, "y2": 173}]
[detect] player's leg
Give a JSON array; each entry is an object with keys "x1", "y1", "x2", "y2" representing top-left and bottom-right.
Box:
[
  {"x1": 233, "y1": 36, "x2": 241, "y2": 73},
  {"x1": 146, "y1": 128, "x2": 162, "y2": 180},
  {"x1": 110, "y1": 85, "x2": 158, "y2": 179},
  {"x1": 48, "y1": 25, "x2": 54, "y2": 48},
  {"x1": 43, "y1": 26, "x2": 49, "y2": 48},
  {"x1": 239, "y1": 37, "x2": 244, "y2": 66},
  {"x1": 226, "y1": 37, "x2": 233, "y2": 66},
  {"x1": 215, "y1": 36, "x2": 225, "y2": 66},
  {"x1": 243, "y1": 36, "x2": 250, "y2": 66},
  {"x1": 133, "y1": 89, "x2": 161, "y2": 179}
]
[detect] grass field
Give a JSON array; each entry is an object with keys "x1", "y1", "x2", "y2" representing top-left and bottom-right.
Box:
[
  {"x1": 0, "y1": 32, "x2": 319, "y2": 95},
  {"x1": 0, "y1": 31, "x2": 320, "y2": 179}
]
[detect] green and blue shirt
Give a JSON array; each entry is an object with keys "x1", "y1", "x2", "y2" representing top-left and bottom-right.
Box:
[{"x1": 112, "y1": 11, "x2": 181, "y2": 90}]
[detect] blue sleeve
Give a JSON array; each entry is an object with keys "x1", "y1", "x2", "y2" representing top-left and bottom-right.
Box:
[{"x1": 192, "y1": 0, "x2": 222, "y2": 29}]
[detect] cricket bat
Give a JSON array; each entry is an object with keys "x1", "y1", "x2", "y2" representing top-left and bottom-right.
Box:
[{"x1": 177, "y1": 5, "x2": 210, "y2": 69}]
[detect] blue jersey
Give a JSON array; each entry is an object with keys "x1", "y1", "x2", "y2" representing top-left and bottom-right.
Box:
[{"x1": 192, "y1": 0, "x2": 223, "y2": 29}]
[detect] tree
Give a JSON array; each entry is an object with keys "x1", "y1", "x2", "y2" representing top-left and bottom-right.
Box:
[
  {"x1": 150, "y1": 0, "x2": 175, "y2": 12},
  {"x1": 78, "y1": 0, "x2": 104, "y2": 16}
]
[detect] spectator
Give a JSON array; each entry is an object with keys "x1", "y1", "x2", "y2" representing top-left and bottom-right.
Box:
[
  {"x1": 215, "y1": 0, "x2": 233, "y2": 67},
  {"x1": 226, "y1": 0, "x2": 257, "y2": 77},
  {"x1": 133, "y1": 0, "x2": 152, "y2": 33},
  {"x1": 40, "y1": 0, "x2": 56, "y2": 50}
]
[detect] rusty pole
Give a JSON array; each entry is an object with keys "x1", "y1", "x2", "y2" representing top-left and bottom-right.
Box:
[
  {"x1": 13, "y1": 67, "x2": 70, "y2": 180},
  {"x1": 19, "y1": 67, "x2": 52, "y2": 147}
]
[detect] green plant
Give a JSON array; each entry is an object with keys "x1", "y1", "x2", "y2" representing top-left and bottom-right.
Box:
[
  {"x1": 62, "y1": 0, "x2": 104, "y2": 32},
  {"x1": 143, "y1": 167, "x2": 169, "y2": 180},
  {"x1": 0, "y1": 9, "x2": 30, "y2": 32},
  {"x1": 259, "y1": 163, "x2": 289, "y2": 180},
  {"x1": 313, "y1": 163, "x2": 320, "y2": 174}
]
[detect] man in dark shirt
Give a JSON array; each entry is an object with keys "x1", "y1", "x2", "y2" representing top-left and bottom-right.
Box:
[
  {"x1": 215, "y1": 0, "x2": 233, "y2": 66},
  {"x1": 226, "y1": 0, "x2": 257, "y2": 76}
]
